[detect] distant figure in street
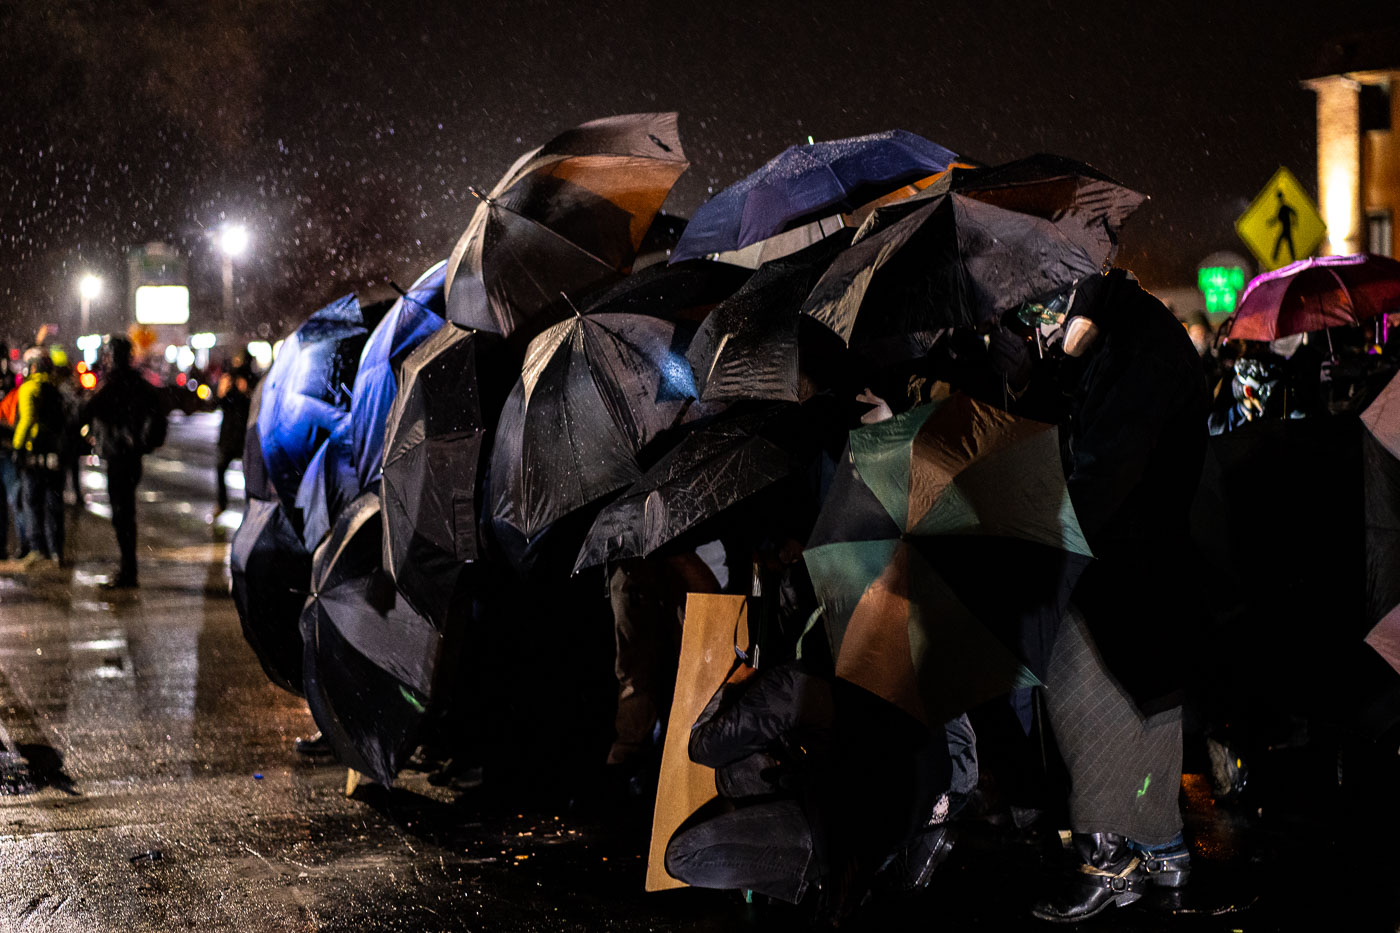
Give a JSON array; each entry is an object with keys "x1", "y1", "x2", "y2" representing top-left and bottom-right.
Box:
[
  {"x1": 83, "y1": 336, "x2": 167, "y2": 589},
  {"x1": 1270, "y1": 189, "x2": 1298, "y2": 264},
  {"x1": 51, "y1": 363, "x2": 86, "y2": 505},
  {"x1": 12, "y1": 349, "x2": 67, "y2": 566},
  {"x1": 0, "y1": 345, "x2": 31, "y2": 559},
  {"x1": 215, "y1": 353, "x2": 253, "y2": 515}
]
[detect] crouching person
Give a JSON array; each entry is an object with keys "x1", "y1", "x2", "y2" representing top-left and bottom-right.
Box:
[
  {"x1": 665, "y1": 654, "x2": 978, "y2": 917},
  {"x1": 665, "y1": 659, "x2": 835, "y2": 905}
]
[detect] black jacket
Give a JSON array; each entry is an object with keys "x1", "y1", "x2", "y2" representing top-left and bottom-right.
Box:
[
  {"x1": 1058, "y1": 270, "x2": 1210, "y2": 711},
  {"x1": 689, "y1": 662, "x2": 835, "y2": 801},
  {"x1": 84, "y1": 367, "x2": 166, "y2": 461}
]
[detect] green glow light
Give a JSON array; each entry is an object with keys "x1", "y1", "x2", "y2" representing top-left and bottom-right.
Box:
[{"x1": 1197, "y1": 266, "x2": 1246, "y2": 314}]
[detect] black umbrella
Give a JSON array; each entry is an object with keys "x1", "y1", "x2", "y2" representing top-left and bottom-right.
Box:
[
  {"x1": 488, "y1": 311, "x2": 718, "y2": 560},
  {"x1": 573, "y1": 402, "x2": 827, "y2": 572},
  {"x1": 802, "y1": 193, "x2": 1100, "y2": 351},
  {"x1": 578, "y1": 257, "x2": 752, "y2": 324},
  {"x1": 381, "y1": 324, "x2": 505, "y2": 629},
  {"x1": 1362, "y1": 374, "x2": 1400, "y2": 674},
  {"x1": 302, "y1": 491, "x2": 442, "y2": 786},
  {"x1": 953, "y1": 153, "x2": 1147, "y2": 270},
  {"x1": 444, "y1": 113, "x2": 690, "y2": 341},
  {"x1": 686, "y1": 230, "x2": 854, "y2": 402},
  {"x1": 231, "y1": 497, "x2": 313, "y2": 694}
]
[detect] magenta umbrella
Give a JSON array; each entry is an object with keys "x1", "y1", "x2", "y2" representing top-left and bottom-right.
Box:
[{"x1": 1230, "y1": 253, "x2": 1400, "y2": 341}]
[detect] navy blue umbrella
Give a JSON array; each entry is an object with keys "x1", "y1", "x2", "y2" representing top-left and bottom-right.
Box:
[
  {"x1": 231, "y1": 497, "x2": 312, "y2": 695},
  {"x1": 257, "y1": 294, "x2": 373, "y2": 523},
  {"x1": 669, "y1": 130, "x2": 956, "y2": 263},
  {"x1": 295, "y1": 421, "x2": 361, "y2": 551},
  {"x1": 350, "y1": 261, "x2": 448, "y2": 491}
]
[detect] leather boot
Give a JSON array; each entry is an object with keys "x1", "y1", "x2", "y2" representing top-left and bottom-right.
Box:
[{"x1": 1031, "y1": 832, "x2": 1147, "y2": 923}]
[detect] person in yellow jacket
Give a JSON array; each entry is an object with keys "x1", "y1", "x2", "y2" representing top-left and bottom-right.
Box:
[{"x1": 12, "y1": 350, "x2": 66, "y2": 566}]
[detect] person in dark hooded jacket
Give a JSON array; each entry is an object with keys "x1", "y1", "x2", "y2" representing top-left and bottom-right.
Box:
[
  {"x1": 82, "y1": 336, "x2": 167, "y2": 589},
  {"x1": 1017, "y1": 269, "x2": 1209, "y2": 923}
]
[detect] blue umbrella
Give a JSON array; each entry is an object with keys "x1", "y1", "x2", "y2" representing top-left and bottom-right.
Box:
[
  {"x1": 295, "y1": 421, "x2": 361, "y2": 551},
  {"x1": 258, "y1": 294, "x2": 373, "y2": 522},
  {"x1": 349, "y1": 261, "x2": 448, "y2": 490},
  {"x1": 669, "y1": 130, "x2": 957, "y2": 263}
]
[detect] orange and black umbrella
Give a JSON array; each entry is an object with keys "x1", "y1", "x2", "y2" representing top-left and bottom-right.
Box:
[
  {"x1": 803, "y1": 395, "x2": 1092, "y2": 725},
  {"x1": 443, "y1": 112, "x2": 690, "y2": 342}
]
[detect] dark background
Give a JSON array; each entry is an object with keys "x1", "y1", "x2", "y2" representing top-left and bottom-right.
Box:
[{"x1": 0, "y1": 0, "x2": 1393, "y2": 337}]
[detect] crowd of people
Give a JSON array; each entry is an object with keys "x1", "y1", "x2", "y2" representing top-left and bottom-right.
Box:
[{"x1": 0, "y1": 334, "x2": 167, "y2": 588}]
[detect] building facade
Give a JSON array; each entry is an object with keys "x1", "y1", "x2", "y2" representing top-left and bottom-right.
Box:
[{"x1": 1306, "y1": 32, "x2": 1400, "y2": 258}]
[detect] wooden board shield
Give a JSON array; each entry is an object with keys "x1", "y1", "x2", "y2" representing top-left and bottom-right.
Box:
[{"x1": 645, "y1": 593, "x2": 748, "y2": 892}]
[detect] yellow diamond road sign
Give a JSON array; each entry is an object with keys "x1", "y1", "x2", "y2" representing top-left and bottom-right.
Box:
[{"x1": 1235, "y1": 167, "x2": 1326, "y2": 273}]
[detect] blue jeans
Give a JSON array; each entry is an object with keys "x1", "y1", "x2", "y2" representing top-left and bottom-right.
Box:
[
  {"x1": 0, "y1": 455, "x2": 29, "y2": 557},
  {"x1": 20, "y1": 465, "x2": 64, "y2": 560},
  {"x1": 665, "y1": 799, "x2": 815, "y2": 904}
]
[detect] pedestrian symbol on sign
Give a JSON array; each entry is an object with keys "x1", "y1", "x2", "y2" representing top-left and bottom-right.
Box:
[
  {"x1": 1235, "y1": 167, "x2": 1326, "y2": 273},
  {"x1": 1270, "y1": 190, "x2": 1299, "y2": 264}
]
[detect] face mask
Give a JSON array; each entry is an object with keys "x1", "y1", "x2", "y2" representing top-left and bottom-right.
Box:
[{"x1": 1017, "y1": 288, "x2": 1075, "y2": 331}]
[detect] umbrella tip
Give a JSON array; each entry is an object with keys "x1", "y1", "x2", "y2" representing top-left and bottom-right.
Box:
[
  {"x1": 467, "y1": 185, "x2": 489, "y2": 203},
  {"x1": 561, "y1": 291, "x2": 583, "y2": 319}
]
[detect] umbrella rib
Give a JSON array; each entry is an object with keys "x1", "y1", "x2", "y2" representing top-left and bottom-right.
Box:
[{"x1": 486, "y1": 197, "x2": 621, "y2": 272}]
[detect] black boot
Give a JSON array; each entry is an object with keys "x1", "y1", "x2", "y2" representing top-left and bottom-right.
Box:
[{"x1": 1031, "y1": 832, "x2": 1147, "y2": 923}]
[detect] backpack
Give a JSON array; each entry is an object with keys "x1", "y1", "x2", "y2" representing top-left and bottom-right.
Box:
[
  {"x1": 27, "y1": 381, "x2": 65, "y2": 456},
  {"x1": 0, "y1": 387, "x2": 17, "y2": 429}
]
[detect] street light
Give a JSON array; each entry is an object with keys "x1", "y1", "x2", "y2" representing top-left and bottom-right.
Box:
[
  {"x1": 78, "y1": 274, "x2": 102, "y2": 335},
  {"x1": 219, "y1": 223, "x2": 249, "y2": 326}
]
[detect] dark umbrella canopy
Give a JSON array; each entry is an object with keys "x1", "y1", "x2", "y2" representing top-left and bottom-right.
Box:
[
  {"x1": 578, "y1": 257, "x2": 752, "y2": 324},
  {"x1": 231, "y1": 497, "x2": 313, "y2": 695},
  {"x1": 302, "y1": 491, "x2": 442, "y2": 787},
  {"x1": 802, "y1": 193, "x2": 1100, "y2": 349},
  {"x1": 686, "y1": 229, "x2": 854, "y2": 402},
  {"x1": 488, "y1": 311, "x2": 715, "y2": 553},
  {"x1": 670, "y1": 129, "x2": 957, "y2": 263},
  {"x1": 952, "y1": 153, "x2": 1147, "y2": 269},
  {"x1": 257, "y1": 294, "x2": 374, "y2": 520},
  {"x1": 803, "y1": 396, "x2": 1092, "y2": 725},
  {"x1": 444, "y1": 113, "x2": 690, "y2": 339},
  {"x1": 294, "y1": 421, "x2": 360, "y2": 551},
  {"x1": 1363, "y1": 371, "x2": 1400, "y2": 676},
  {"x1": 350, "y1": 261, "x2": 448, "y2": 491},
  {"x1": 574, "y1": 403, "x2": 822, "y2": 572},
  {"x1": 381, "y1": 324, "x2": 500, "y2": 629},
  {"x1": 1230, "y1": 253, "x2": 1400, "y2": 341}
]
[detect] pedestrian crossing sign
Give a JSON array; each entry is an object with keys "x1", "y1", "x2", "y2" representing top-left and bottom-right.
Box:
[{"x1": 1235, "y1": 167, "x2": 1326, "y2": 272}]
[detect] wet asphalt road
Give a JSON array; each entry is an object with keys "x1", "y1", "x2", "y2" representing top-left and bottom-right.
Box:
[{"x1": 0, "y1": 413, "x2": 1394, "y2": 931}]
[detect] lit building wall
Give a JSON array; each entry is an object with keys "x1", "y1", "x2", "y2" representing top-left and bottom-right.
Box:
[
  {"x1": 1309, "y1": 75, "x2": 1363, "y2": 255},
  {"x1": 1363, "y1": 75, "x2": 1400, "y2": 259}
]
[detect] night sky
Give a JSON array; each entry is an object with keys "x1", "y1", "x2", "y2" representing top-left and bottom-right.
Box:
[{"x1": 1, "y1": 0, "x2": 1393, "y2": 339}]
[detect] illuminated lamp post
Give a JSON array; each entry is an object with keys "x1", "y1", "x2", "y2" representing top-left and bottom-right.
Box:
[
  {"x1": 79, "y1": 274, "x2": 102, "y2": 335},
  {"x1": 220, "y1": 224, "x2": 249, "y2": 326}
]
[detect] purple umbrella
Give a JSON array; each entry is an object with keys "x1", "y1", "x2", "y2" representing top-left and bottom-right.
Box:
[{"x1": 1230, "y1": 253, "x2": 1400, "y2": 341}]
